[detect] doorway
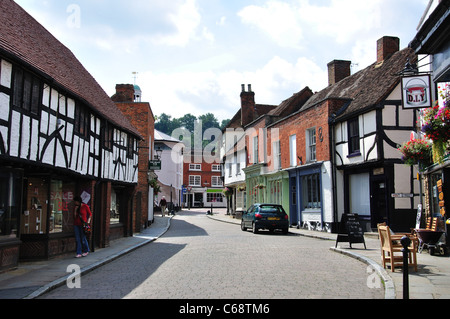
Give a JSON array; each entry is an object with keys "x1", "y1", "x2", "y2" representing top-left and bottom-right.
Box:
[{"x1": 371, "y1": 178, "x2": 388, "y2": 228}]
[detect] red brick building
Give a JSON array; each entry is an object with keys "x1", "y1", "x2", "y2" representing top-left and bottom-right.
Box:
[
  {"x1": 183, "y1": 152, "x2": 225, "y2": 209},
  {"x1": 112, "y1": 84, "x2": 156, "y2": 231}
]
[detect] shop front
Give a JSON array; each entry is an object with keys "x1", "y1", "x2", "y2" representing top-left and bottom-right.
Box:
[
  {"x1": 0, "y1": 168, "x2": 22, "y2": 271},
  {"x1": 19, "y1": 170, "x2": 95, "y2": 260},
  {"x1": 423, "y1": 158, "x2": 450, "y2": 250},
  {"x1": 288, "y1": 163, "x2": 325, "y2": 231}
]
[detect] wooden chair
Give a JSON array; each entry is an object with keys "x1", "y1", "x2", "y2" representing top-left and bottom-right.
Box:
[{"x1": 377, "y1": 224, "x2": 418, "y2": 272}]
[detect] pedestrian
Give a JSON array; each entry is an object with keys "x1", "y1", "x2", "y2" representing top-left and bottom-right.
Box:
[
  {"x1": 160, "y1": 196, "x2": 167, "y2": 217},
  {"x1": 73, "y1": 196, "x2": 92, "y2": 258}
]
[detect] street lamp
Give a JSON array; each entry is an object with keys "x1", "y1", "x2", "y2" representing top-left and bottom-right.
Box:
[{"x1": 155, "y1": 145, "x2": 163, "y2": 160}]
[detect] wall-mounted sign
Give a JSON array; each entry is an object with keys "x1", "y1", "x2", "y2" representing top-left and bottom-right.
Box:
[
  {"x1": 401, "y1": 74, "x2": 432, "y2": 109},
  {"x1": 148, "y1": 160, "x2": 162, "y2": 171}
]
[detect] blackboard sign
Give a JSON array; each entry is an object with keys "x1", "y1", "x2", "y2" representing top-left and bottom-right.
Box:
[{"x1": 335, "y1": 213, "x2": 366, "y2": 249}]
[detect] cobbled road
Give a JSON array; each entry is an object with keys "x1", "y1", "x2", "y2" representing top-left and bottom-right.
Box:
[{"x1": 40, "y1": 211, "x2": 384, "y2": 299}]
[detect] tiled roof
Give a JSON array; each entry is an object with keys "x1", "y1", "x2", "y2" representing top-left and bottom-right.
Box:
[
  {"x1": 0, "y1": 0, "x2": 140, "y2": 137},
  {"x1": 300, "y1": 47, "x2": 417, "y2": 121}
]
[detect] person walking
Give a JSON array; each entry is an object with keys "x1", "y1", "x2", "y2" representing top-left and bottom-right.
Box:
[
  {"x1": 160, "y1": 196, "x2": 167, "y2": 217},
  {"x1": 73, "y1": 196, "x2": 92, "y2": 258}
]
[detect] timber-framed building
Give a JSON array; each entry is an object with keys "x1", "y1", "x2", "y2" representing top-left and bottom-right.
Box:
[{"x1": 0, "y1": 0, "x2": 141, "y2": 271}]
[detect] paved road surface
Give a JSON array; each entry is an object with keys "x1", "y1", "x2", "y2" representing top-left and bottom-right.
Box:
[{"x1": 40, "y1": 211, "x2": 384, "y2": 299}]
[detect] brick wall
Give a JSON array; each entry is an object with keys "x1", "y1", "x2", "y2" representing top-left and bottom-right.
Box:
[
  {"x1": 116, "y1": 100, "x2": 155, "y2": 232},
  {"x1": 273, "y1": 101, "x2": 338, "y2": 169}
]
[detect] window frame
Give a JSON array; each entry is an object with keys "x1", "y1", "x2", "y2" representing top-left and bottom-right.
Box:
[{"x1": 348, "y1": 117, "x2": 361, "y2": 155}]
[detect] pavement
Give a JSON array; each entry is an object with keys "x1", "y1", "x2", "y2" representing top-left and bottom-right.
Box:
[{"x1": 0, "y1": 208, "x2": 449, "y2": 299}]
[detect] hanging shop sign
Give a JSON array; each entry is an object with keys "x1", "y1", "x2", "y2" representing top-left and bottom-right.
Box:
[{"x1": 401, "y1": 74, "x2": 432, "y2": 109}]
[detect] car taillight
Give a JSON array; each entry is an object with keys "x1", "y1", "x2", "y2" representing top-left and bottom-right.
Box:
[
  {"x1": 284, "y1": 215, "x2": 289, "y2": 220},
  {"x1": 255, "y1": 213, "x2": 262, "y2": 219}
]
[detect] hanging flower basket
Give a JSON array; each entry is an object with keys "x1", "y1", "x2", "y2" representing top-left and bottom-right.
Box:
[
  {"x1": 238, "y1": 185, "x2": 246, "y2": 192},
  {"x1": 398, "y1": 139, "x2": 433, "y2": 171},
  {"x1": 421, "y1": 95, "x2": 450, "y2": 164},
  {"x1": 222, "y1": 187, "x2": 233, "y2": 197},
  {"x1": 254, "y1": 184, "x2": 266, "y2": 190}
]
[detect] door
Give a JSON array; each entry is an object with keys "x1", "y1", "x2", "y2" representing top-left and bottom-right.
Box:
[
  {"x1": 371, "y1": 179, "x2": 388, "y2": 228},
  {"x1": 289, "y1": 177, "x2": 298, "y2": 225}
]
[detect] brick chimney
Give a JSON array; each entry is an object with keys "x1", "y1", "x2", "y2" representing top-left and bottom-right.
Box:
[
  {"x1": 241, "y1": 84, "x2": 256, "y2": 127},
  {"x1": 111, "y1": 84, "x2": 135, "y2": 103},
  {"x1": 328, "y1": 60, "x2": 351, "y2": 86},
  {"x1": 377, "y1": 36, "x2": 400, "y2": 63}
]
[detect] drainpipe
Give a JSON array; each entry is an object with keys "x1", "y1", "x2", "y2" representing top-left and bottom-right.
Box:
[{"x1": 330, "y1": 114, "x2": 339, "y2": 233}]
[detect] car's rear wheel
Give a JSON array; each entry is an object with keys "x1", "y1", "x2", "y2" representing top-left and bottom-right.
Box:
[
  {"x1": 252, "y1": 223, "x2": 259, "y2": 234},
  {"x1": 241, "y1": 221, "x2": 247, "y2": 231}
]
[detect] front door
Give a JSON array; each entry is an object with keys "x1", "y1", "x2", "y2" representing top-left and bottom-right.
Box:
[{"x1": 371, "y1": 179, "x2": 388, "y2": 228}]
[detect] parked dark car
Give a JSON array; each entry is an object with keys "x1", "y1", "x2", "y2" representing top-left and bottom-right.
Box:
[{"x1": 241, "y1": 203, "x2": 289, "y2": 234}]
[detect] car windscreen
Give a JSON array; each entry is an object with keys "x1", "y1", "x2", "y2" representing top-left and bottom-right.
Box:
[{"x1": 259, "y1": 206, "x2": 286, "y2": 215}]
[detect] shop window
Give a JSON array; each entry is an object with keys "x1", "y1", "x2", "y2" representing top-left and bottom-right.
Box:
[
  {"x1": 302, "y1": 174, "x2": 321, "y2": 210},
  {"x1": 269, "y1": 180, "x2": 282, "y2": 205},
  {"x1": 207, "y1": 193, "x2": 223, "y2": 203},
  {"x1": 110, "y1": 188, "x2": 121, "y2": 225},
  {"x1": 49, "y1": 180, "x2": 76, "y2": 233},
  {"x1": 0, "y1": 170, "x2": 22, "y2": 237}
]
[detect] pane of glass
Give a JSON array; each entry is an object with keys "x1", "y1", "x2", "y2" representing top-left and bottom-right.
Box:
[{"x1": 50, "y1": 180, "x2": 75, "y2": 233}]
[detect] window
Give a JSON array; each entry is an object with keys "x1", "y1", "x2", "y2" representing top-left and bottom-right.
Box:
[
  {"x1": 207, "y1": 193, "x2": 223, "y2": 203},
  {"x1": 253, "y1": 136, "x2": 259, "y2": 164},
  {"x1": 289, "y1": 135, "x2": 297, "y2": 167},
  {"x1": 273, "y1": 141, "x2": 281, "y2": 170},
  {"x1": 212, "y1": 165, "x2": 221, "y2": 172},
  {"x1": 189, "y1": 164, "x2": 201, "y2": 171},
  {"x1": 307, "y1": 128, "x2": 316, "y2": 162},
  {"x1": 189, "y1": 175, "x2": 201, "y2": 186},
  {"x1": 0, "y1": 170, "x2": 22, "y2": 237},
  {"x1": 75, "y1": 103, "x2": 91, "y2": 139},
  {"x1": 212, "y1": 176, "x2": 223, "y2": 187},
  {"x1": 302, "y1": 174, "x2": 321, "y2": 210},
  {"x1": 103, "y1": 122, "x2": 114, "y2": 150},
  {"x1": 12, "y1": 67, "x2": 41, "y2": 114},
  {"x1": 348, "y1": 118, "x2": 360, "y2": 155},
  {"x1": 127, "y1": 134, "x2": 135, "y2": 159},
  {"x1": 110, "y1": 188, "x2": 121, "y2": 225},
  {"x1": 228, "y1": 163, "x2": 232, "y2": 177},
  {"x1": 349, "y1": 173, "x2": 370, "y2": 215},
  {"x1": 49, "y1": 179, "x2": 76, "y2": 233}
]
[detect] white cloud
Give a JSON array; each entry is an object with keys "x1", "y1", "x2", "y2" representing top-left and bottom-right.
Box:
[
  {"x1": 151, "y1": 0, "x2": 213, "y2": 47},
  {"x1": 238, "y1": 1, "x2": 304, "y2": 49},
  {"x1": 138, "y1": 55, "x2": 327, "y2": 121}
]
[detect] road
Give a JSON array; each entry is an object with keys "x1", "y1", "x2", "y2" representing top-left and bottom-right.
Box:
[{"x1": 39, "y1": 211, "x2": 384, "y2": 299}]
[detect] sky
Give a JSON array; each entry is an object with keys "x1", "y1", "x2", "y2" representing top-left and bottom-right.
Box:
[{"x1": 14, "y1": 0, "x2": 430, "y2": 122}]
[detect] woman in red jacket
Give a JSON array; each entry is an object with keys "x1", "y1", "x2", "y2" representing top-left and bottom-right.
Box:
[{"x1": 73, "y1": 196, "x2": 92, "y2": 258}]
